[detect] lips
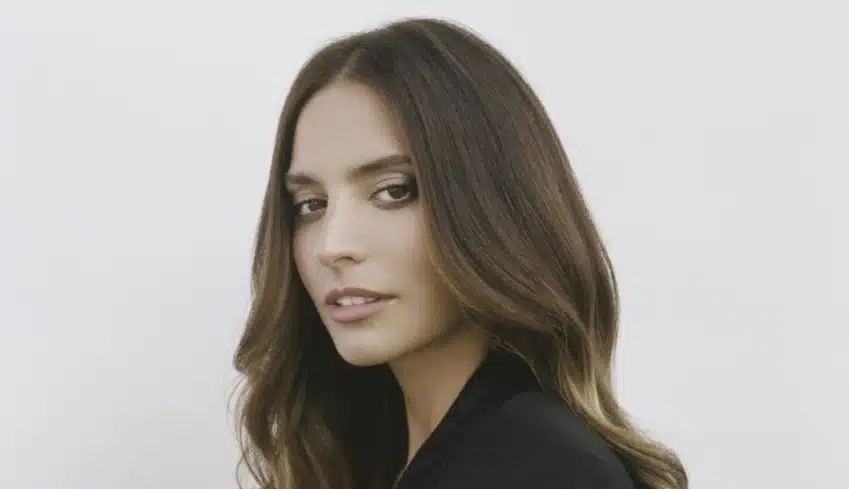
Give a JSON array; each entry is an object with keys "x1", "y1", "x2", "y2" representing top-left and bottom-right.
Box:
[
  {"x1": 324, "y1": 287, "x2": 396, "y2": 324},
  {"x1": 324, "y1": 287, "x2": 392, "y2": 306}
]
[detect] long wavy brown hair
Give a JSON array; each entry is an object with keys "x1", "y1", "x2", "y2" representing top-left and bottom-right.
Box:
[{"x1": 232, "y1": 16, "x2": 687, "y2": 489}]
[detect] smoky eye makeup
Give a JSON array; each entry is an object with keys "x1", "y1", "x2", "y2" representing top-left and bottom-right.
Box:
[
  {"x1": 293, "y1": 197, "x2": 325, "y2": 217},
  {"x1": 371, "y1": 174, "x2": 418, "y2": 203},
  {"x1": 287, "y1": 170, "x2": 420, "y2": 220}
]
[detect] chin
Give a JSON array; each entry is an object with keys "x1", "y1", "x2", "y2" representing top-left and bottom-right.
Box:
[
  {"x1": 330, "y1": 332, "x2": 419, "y2": 367},
  {"x1": 328, "y1": 337, "x2": 394, "y2": 367},
  {"x1": 334, "y1": 347, "x2": 394, "y2": 367}
]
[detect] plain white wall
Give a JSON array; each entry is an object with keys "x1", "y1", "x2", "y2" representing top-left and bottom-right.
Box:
[{"x1": 2, "y1": 1, "x2": 847, "y2": 488}]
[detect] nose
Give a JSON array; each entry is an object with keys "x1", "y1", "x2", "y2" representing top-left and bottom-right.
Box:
[{"x1": 316, "y1": 202, "x2": 367, "y2": 268}]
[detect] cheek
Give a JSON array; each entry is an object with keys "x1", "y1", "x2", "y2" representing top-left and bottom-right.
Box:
[
  {"x1": 405, "y1": 229, "x2": 455, "y2": 311},
  {"x1": 399, "y1": 207, "x2": 429, "y2": 260},
  {"x1": 291, "y1": 231, "x2": 315, "y2": 288},
  {"x1": 406, "y1": 222, "x2": 463, "y2": 326}
]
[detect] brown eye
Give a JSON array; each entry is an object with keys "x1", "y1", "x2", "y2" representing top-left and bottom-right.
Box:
[
  {"x1": 294, "y1": 198, "x2": 326, "y2": 216},
  {"x1": 373, "y1": 180, "x2": 417, "y2": 204}
]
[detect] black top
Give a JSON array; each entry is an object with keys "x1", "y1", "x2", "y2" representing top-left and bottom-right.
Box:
[{"x1": 394, "y1": 349, "x2": 638, "y2": 489}]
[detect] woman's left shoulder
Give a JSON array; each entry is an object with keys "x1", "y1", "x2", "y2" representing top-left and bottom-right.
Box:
[{"x1": 446, "y1": 391, "x2": 637, "y2": 489}]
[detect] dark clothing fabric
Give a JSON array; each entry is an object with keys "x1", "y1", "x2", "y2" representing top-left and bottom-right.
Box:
[{"x1": 394, "y1": 349, "x2": 638, "y2": 489}]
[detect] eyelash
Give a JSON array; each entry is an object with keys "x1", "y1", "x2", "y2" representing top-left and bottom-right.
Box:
[{"x1": 292, "y1": 179, "x2": 418, "y2": 218}]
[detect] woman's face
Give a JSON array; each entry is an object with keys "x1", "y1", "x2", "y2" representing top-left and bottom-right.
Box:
[{"x1": 287, "y1": 81, "x2": 464, "y2": 367}]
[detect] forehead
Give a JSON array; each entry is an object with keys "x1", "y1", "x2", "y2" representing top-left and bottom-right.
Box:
[{"x1": 290, "y1": 82, "x2": 408, "y2": 175}]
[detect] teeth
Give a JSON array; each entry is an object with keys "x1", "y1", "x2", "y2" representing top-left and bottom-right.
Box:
[{"x1": 335, "y1": 296, "x2": 380, "y2": 307}]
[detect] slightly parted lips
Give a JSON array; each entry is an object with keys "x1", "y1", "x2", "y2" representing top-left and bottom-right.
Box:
[{"x1": 324, "y1": 286, "x2": 394, "y2": 306}]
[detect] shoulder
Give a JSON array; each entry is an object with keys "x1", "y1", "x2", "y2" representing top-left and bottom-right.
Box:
[{"x1": 441, "y1": 391, "x2": 636, "y2": 489}]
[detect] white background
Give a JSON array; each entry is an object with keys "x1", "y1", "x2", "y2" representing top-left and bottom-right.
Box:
[{"x1": 2, "y1": 1, "x2": 847, "y2": 488}]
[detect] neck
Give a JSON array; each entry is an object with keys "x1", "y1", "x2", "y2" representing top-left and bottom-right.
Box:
[{"x1": 388, "y1": 325, "x2": 490, "y2": 465}]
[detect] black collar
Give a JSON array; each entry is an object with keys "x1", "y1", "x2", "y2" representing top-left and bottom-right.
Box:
[{"x1": 394, "y1": 349, "x2": 539, "y2": 488}]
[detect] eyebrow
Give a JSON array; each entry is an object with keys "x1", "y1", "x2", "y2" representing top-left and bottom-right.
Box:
[{"x1": 284, "y1": 153, "x2": 412, "y2": 188}]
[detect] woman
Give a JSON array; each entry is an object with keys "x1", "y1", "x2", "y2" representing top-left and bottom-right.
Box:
[{"x1": 232, "y1": 17, "x2": 688, "y2": 489}]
